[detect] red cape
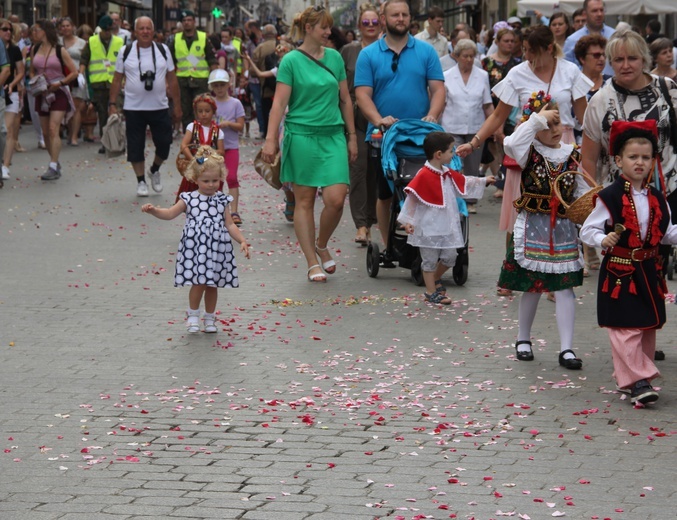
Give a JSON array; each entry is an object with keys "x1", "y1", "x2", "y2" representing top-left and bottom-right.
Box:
[{"x1": 404, "y1": 165, "x2": 467, "y2": 208}]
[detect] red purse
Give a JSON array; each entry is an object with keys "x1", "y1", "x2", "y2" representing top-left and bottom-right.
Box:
[{"x1": 502, "y1": 155, "x2": 520, "y2": 169}]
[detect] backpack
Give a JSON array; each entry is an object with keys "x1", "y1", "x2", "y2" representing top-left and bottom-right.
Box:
[
  {"x1": 122, "y1": 41, "x2": 168, "y2": 63},
  {"x1": 33, "y1": 42, "x2": 77, "y2": 87}
]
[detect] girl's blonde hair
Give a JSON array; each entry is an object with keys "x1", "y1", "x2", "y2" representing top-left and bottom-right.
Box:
[
  {"x1": 185, "y1": 146, "x2": 227, "y2": 184},
  {"x1": 289, "y1": 5, "x2": 333, "y2": 42}
]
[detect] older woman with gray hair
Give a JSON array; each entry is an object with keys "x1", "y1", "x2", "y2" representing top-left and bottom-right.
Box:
[{"x1": 440, "y1": 38, "x2": 493, "y2": 213}]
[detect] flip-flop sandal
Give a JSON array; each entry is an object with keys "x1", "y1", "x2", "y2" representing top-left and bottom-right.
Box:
[
  {"x1": 354, "y1": 227, "x2": 368, "y2": 245},
  {"x1": 496, "y1": 287, "x2": 513, "y2": 297}
]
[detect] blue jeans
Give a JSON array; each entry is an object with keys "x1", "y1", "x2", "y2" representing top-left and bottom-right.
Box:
[{"x1": 249, "y1": 81, "x2": 264, "y2": 135}]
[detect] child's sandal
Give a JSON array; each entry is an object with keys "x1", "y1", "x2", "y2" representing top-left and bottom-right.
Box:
[
  {"x1": 231, "y1": 212, "x2": 243, "y2": 226},
  {"x1": 283, "y1": 199, "x2": 295, "y2": 222},
  {"x1": 434, "y1": 279, "x2": 446, "y2": 295},
  {"x1": 424, "y1": 290, "x2": 451, "y2": 305}
]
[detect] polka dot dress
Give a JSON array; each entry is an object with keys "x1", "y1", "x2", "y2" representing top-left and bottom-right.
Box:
[{"x1": 175, "y1": 191, "x2": 239, "y2": 288}]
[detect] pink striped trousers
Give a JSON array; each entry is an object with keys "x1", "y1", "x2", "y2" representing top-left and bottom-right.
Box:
[{"x1": 607, "y1": 328, "x2": 660, "y2": 389}]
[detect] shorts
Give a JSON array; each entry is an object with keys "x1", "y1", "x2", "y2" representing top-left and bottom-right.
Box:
[
  {"x1": 419, "y1": 246, "x2": 458, "y2": 272},
  {"x1": 5, "y1": 91, "x2": 20, "y2": 114},
  {"x1": 124, "y1": 109, "x2": 172, "y2": 164},
  {"x1": 367, "y1": 143, "x2": 393, "y2": 200},
  {"x1": 242, "y1": 105, "x2": 252, "y2": 122},
  {"x1": 36, "y1": 89, "x2": 69, "y2": 116}
]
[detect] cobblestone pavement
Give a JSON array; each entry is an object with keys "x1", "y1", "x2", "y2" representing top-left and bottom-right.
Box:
[{"x1": 1, "y1": 128, "x2": 676, "y2": 520}]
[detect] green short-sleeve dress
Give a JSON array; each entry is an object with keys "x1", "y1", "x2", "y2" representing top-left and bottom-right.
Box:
[{"x1": 276, "y1": 48, "x2": 349, "y2": 187}]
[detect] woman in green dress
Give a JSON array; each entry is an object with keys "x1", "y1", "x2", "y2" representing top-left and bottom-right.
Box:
[{"x1": 261, "y1": 6, "x2": 358, "y2": 282}]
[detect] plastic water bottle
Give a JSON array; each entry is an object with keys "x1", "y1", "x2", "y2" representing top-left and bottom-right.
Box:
[{"x1": 370, "y1": 128, "x2": 383, "y2": 157}]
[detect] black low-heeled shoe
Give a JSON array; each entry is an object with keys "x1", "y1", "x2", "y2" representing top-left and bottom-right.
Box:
[
  {"x1": 515, "y1": 340, "x2": 534, "y2": 361},
  {"x1": 559, "y1": 349, "x2": 583, "y2": 370}
]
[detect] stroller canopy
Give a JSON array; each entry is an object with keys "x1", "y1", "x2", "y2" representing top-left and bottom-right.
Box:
[
  {"x1": 381, "y1": 119, "x2": 444, "y2": 175},
  {"x1": 381, "y1": 119, "x2": 463, "y2": 175}
]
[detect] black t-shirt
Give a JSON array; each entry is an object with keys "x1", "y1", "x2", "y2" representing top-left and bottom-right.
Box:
[{"x1": 6, "y1": 44, "x2": 21, "y2": 84}]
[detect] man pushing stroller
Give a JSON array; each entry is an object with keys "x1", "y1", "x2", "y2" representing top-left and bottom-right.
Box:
[{"x1": 398, "y1": 132, "x2": 494, "y2": 304}]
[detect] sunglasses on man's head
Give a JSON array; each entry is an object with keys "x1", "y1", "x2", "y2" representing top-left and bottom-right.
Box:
[
  {"x1": 391, "y1": 53, "x2": 399, "y2": 73},
  {"x1": 362, "y1": 19, "x2": 379, "y2": 27}
]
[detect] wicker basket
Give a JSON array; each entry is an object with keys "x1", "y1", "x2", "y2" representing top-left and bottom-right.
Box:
[
  {"x1": 551, "y1": 170, "x2": 602, "y2": 225},
  {"x1": 176, "y1": 153, "x2": 192, "y2": 177}
]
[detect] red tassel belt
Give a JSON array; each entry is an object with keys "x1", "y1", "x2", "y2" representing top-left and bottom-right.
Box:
[{"x1": 609, "y1": 246, "x2": 659, "y2": 262}]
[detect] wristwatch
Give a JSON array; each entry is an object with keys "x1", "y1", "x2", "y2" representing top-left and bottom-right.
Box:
[{"x1": 108, "y1": 102, "x2": 116, "y2": 107}]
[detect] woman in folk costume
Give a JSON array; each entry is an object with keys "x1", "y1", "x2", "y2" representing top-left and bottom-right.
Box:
[
  {"x1": 496, "y1": 91, "x2": 590, "y2": 368},
  {"x1": 581, "y1": 120, "x2": 677, "y2": 405}
]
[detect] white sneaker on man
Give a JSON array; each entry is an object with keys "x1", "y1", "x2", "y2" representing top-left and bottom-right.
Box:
[
  {"x1": 149, "y1": 170, "x2": 163, "y2": 193},
  {"x1": 137, "y1": 181, "x2": 149, "y2": 197},
  {"x1": 1, "y1": 165, "x2": 9, "y2": 180}
]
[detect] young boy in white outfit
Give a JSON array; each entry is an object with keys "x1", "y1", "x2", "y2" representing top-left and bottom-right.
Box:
[{"x1": 398, "y1": 132, "x2": 495, "y2": 304}]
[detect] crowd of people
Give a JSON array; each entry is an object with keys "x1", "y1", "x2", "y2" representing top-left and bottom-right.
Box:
[{"x1": 2, "y1": 0, "x2": 677, "y2": 406}]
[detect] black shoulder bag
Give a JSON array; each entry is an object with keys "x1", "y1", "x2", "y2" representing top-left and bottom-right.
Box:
[{"x1": 294, "y1": 49, "x2": 341, "y2": 105}]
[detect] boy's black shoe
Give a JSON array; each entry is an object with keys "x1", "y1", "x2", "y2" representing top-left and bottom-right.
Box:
[
  {"x1": 654, "y1": 350, "x2": 665, "y2": 361},
  {"x1": 630, "y1": 380, "x2": 659, "y2": 405}
]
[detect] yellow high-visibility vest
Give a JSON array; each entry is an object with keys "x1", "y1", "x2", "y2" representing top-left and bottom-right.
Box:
[
  {"x1": 233, "y1": 36, "x2": 243, "y2": 74},
  {"x1": 174, "y1": 31, "x2": 209, "y2": 78},
  {"x1": 88, "y1": 34, "x2": 124, "y2": 83}
]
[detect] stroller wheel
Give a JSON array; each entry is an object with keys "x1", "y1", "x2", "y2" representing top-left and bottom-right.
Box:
[
  {"x1": 367, "y1": 242, "x2": 380, "y2": 278},
  {"x1": 411, "y1": 254, "x2": 425, "y2": 286},
  {"x1": 453, "y1": 264, "x2": 468, "y2": 286},
  {"x1": 453, "y1": 250, "x2": 469, "y2": 286}
]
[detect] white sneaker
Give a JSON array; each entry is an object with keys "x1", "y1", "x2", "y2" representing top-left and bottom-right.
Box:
[
  {"x1": 203, "y1": 314, "x2": 218, "y2": 333},
  {"x1": 149, "y1": 170, "x2": 163, "y2": 193},
  {"x1": 1, "y1": 165, "x2": 9, "y2": 180},
  {"x1": 136, "y1": 181, "x2": 149, "y2": 197}
]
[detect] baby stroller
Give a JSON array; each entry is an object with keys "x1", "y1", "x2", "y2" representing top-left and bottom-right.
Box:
[{"x1": 366, "y1": 119, "x2": 469, "y2": 286}]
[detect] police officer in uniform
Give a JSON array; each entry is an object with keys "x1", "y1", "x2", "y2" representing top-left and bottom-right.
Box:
[
  {"x1": 79, "y1": 15, "x2": 125, "y2": 153},
  {"x1": 169, "y1": 10, "x2": 217, "y2": 130}
]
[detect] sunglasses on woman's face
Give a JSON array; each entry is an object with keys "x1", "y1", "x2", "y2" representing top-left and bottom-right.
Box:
[
  {"x1": 586, "y1": 52, "x2": 605, "y2": 59},
  {"x1": 362, "y1": 19, "x2": 379, "y2": 27},
  {"x1": 0, "y1": 27, "x2": 11, "y2": 32}
]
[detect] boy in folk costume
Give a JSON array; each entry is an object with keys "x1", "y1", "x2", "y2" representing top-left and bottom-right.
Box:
[
  {"x1": 398, "y1": 132, "x2": 494, "y2": 305},
  {"x1": 581, "y1": 120, "x2": 677, "y2": 405}
]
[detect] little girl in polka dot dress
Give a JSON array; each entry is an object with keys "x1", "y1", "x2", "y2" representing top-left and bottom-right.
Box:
[{"x1": 142, "y1": 146, "x2": 250, "y2": 334}]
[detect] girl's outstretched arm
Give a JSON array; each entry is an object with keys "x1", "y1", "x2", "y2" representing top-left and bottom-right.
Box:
[
  {"x1": 224, "y1": 211, "x2": 250, "y2": 258},
  {"x1": 142, "y1": 200, "x2": 186, "y2": 220}
]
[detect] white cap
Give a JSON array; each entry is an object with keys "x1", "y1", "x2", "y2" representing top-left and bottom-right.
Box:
[
  {"x1": 208, "y1": 69, "x2": 230, "y2": 84},
  {"x1": 507, "y1": 16, "x2": 522, "y2": 25}
]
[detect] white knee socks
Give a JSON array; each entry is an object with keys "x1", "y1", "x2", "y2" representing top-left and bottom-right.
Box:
[
  {"x1": 517, "y1": 292, "x2": 541, "y2": 352},
  {"x1": 516, "y1": 290, "x2": 576, "y2": 357}
]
